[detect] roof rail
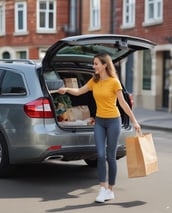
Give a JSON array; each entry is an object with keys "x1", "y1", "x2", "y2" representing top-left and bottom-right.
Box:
[{"x1": 0, "y1": 59, "x2": 35, "y2": 65}]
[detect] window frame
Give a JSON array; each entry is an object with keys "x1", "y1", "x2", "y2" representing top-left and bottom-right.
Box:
[
  {"x1": 89, "y1": 0, "x2": 101, "y2": 30},
  {"x1": 122, "y1": 0, "x2": 135, "y2": 28},
  {"x1": 15, "y1": 50, "x2": 28, "y2": 59},
  {"x1": 144, "y1": 0, "x2": 163, "y2": 25},
  {"x1": 37, "y1": 0, "x2": 56, "y2": 33},
  {"x1": 0, "y1": 1, "x2": 5, "y2": 35},
  {"x1": 15, "y1": 1, "x2": 27, "y2": 34}
]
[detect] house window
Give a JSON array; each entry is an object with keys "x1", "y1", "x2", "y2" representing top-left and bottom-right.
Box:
[
  {"x1": 142, "y1": 50, "x2": 152, "y2": 90},
  {"x1": 0, "y1": 1, "x2": 5, "y2": 35},
  {"x1": 122, "y1": 0, "x2": 135, "y2": 27},
  {"x1": 2, "y1": 51, "x2": 10, "y2": 59},
  {"x1": 16, "y1": 51, "x2": 27, "y2": 59},
  {"x1": 15, "y1": 2, "x2": 27, "y2": 33},
  {"x1": 144, "y1": 0, "x2": 163, "y2": 24},
  {"x1": 37, "y1": 0, "x2": 56, "y2": 32},
  {"x1": 90, "y1": 0, "x2": 101, "y2": 30}
]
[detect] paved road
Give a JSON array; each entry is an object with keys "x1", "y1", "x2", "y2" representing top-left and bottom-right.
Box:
[{"x1": 0, "y1": 128, "x2": 171, "y2": 213}]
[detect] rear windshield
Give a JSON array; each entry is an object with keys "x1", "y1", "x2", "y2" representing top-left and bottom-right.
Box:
[{"x1": 57, "y1": 44, "x2": 129, "y2": 61}]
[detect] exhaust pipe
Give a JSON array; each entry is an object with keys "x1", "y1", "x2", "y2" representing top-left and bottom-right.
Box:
[{"x1": 45, "y1": 155, "x2": 64, "y2": 161}]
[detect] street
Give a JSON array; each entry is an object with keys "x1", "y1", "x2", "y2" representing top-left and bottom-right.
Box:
[{"x1": 0, "y1": 128, "x2": 171, "y2": 213}]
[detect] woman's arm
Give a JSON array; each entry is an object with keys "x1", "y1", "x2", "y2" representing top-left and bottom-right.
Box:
[
  {"x1": 57, "y1": 84, "x2": 90, "y2": 96},
  {"x1": 116, "y1": 90, "x2": 141, "y2": 131}
]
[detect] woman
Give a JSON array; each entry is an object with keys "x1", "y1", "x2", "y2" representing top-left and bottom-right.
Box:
[{"x1": 57, "y1": 53, "x2": 141, "y2": 203}]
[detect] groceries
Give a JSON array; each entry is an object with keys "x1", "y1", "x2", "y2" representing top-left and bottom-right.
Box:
[
  {"x1": 57, "y1": 104, "x2": 95, "y2": 126},
  {"x1": 66, "y1": 105, "x2": 90, "y2": 121},
  {"x1": 64, "y1": 78, "x2": 79, "y2": 88},
  {"x1": 52, "y1": 78, "x2": 95, "y2": 126}
]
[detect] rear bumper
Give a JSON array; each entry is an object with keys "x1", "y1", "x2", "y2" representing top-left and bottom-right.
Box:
[
  {"x1": 9, "y1": 143, "x2": 126, "y2": 164},
  {"x1": 8, "y1": 124, "x2": 131, "y2": 164},
  {"x1": 42, "y1": 144, "x2": 126, "y2": 162},
  {"x1": 43, "y1": 146, "x2": 98, "y2": 161}
]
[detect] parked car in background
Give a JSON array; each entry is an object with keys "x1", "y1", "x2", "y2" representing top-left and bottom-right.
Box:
[{"x1": 0, "y1": 34, "x2": 155, "y2": 177}]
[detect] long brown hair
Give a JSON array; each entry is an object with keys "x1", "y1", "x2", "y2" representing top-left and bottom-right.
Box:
[{"x1": 93, "y1": 53, "x2": 118, "y2": 82}]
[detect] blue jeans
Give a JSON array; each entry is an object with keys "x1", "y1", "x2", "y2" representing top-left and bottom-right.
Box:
[{"x1": 94, "y1": 117, "x2": 121, "y2": 186}]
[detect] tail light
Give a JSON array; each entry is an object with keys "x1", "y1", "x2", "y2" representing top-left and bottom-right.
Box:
[
  {"x1": 47, "y1": 146, "x2": 61, "y2": 151},
  {"x1": 24, "y1": 98, "x2": 54, "y2": 118}
]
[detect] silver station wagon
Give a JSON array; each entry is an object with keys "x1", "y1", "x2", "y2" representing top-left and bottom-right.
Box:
[{"x1": 0, "y1": 34, "x2": 155, "y2": 177}]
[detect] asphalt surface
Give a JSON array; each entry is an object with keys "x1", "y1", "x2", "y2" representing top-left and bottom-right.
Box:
[{"x1": 133, "y1": 107, "x2": 172, "y2": 131}]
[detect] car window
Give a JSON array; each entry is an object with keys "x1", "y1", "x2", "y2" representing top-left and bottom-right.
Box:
[
  {"x1": 0, "y1": 70, "x2": 26, "y2": 96},
  {"x1": 56, "y1": 44, "x2": 129, "y2": 61},
  {"x1": 44, "y1": 71, "x2": 61, "y2": 81},
  {"x1": 44, "y1": 71, "x2": 65, "y2": 90}
]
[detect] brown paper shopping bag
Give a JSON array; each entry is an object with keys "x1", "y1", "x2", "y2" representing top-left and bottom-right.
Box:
[{"x1": 125, "y1": 132, "x2": 158, "y2": 178}]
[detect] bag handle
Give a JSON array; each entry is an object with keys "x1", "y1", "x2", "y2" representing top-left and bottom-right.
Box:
[{"x1": 136, "y1": 129, "x2": 143, "y2": 137}]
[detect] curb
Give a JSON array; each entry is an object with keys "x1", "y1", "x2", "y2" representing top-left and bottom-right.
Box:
[{"x1": 140, "y1": 123, "x2": 172, "y2": 132}]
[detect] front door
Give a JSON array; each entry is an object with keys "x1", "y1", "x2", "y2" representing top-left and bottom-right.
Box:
[{"x1": 162, "y1": 51, "x2": 170, "y2": 108}]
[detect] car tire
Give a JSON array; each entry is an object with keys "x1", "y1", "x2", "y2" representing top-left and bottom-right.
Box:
[
  {"x1": 0, "y1": 133, "x2": 10, "y2": 177},
  {"x1": 84, "y1": 159, "x2": 97, "y2": 168}
]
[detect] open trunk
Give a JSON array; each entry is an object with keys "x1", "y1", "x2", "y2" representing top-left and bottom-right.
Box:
[
  {"x1": 42, "y1": 34, "x2": 155, "y2": 131},
  {"x1": 45, "y1": 69, "x2": 132, "y2": 130}
]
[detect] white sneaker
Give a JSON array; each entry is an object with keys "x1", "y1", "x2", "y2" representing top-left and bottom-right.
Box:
[
  {"x1": 105, "y1": 189, "x2": 115, "y2": 201},
  {"x1": 95, "y1": 187, "x2": 106, "y2": 203}
]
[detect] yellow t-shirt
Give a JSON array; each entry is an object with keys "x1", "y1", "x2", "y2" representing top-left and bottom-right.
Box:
[{"x1": 86, "y1": 77, "x2": 122, "y2": 118}]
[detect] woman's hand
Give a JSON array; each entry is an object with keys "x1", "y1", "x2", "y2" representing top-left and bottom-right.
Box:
[
  {"x1": 56, "y1": 84, "x2": 89, "y2": 96},
  {"x1": 57, "y1": 88, "x2": 68, "y2": 94},
  {"x1": 133, "y1": 120, "x2": 141, "y2": 132}
]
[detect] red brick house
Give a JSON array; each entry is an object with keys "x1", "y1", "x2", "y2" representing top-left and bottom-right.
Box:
[
  {"x1": 1, "y1": 0, "x2": 171, "y2": 112},
  {"x1": 0, "y1": 0, "x2": 69, "y2": 59},
  {"x1": 115, "y1": 0, "x2": 172, "y2": 112},
  {"x1": 0, "y1": 0, "x2": 112, "y2": 60}
]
